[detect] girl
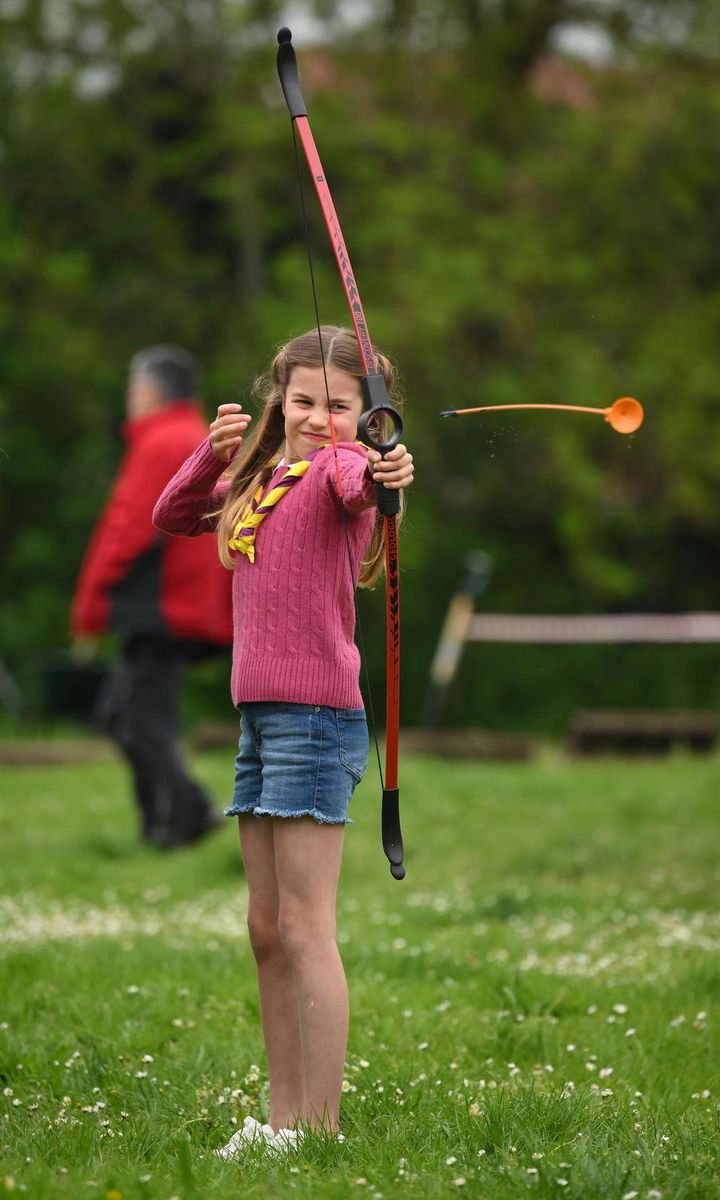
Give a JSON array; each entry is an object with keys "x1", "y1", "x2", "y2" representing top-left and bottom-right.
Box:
[{"x1": 152, "y1": 326, "x2": 414, "y2": 1153}]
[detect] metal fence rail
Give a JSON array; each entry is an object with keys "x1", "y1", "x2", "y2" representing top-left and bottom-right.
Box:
[
  {"x1": 422, "y1": 550, "x2": 720, "y2": 726},
  {"x1": 467, "y1": 613, "x2": 720, "y2": 644}
]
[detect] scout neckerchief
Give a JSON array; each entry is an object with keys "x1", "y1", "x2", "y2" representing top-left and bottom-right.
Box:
[{"x1": 228, "y1": 446, "x2": 326, "y2": 563}]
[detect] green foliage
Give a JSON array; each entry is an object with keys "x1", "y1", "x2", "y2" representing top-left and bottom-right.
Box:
[{"x1": 2, "y1": 1, "x2": 720, "y2": 728}]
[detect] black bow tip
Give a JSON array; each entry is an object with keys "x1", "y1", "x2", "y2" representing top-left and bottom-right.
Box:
[
  {"x1": 390, "y1": 862, "x2": 406, "y2": 881},
  {"x1": 278, "y1": 26, "x2": 293, "y2": 45}
]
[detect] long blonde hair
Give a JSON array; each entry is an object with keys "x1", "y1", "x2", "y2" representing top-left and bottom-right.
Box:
[{"x1": 216, "y1": 326, "x2": 404, "y2": 587}]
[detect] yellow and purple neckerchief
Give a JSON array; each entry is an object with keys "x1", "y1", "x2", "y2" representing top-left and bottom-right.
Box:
[{"x1": 228, "y1": 447, "x2": 326, "y2": 562}]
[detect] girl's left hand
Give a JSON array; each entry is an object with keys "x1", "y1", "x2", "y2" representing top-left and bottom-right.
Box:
[{"x1": 367, "y1": 444, "x2": 414, "y2": 490}]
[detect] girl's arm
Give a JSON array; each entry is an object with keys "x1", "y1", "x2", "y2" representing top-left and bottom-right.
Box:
[
  {"x1": 153, "y1": 404, "x2": 252, "y2": 536},
  {"x1": 152, "y1": 438, "x2": 232, "y2": 536},
  {"x1": 320, "y1": 443, "x2": 414, "y2": 515}
]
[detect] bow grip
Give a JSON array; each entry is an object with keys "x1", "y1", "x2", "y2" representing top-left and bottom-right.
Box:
[
  {"x1": 277, "y1": 28, "x2": 307, "y2": 118},
  {"x1": 357, "y1": 374, "x2": 403, "y2": 516}
]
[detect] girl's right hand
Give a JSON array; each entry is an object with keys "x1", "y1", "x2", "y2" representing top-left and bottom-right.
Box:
[{"x1": 209, "y1": 403, "x2": 252, "y2": 461}]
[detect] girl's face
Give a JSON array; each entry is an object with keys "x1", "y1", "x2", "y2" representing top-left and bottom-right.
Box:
[{"x1": 282, "y1": 365, "x2": 363, "y2": 464}]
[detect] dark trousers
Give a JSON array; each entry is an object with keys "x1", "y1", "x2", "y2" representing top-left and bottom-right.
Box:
[{"x1": 95, "y1": 634, "x2": 219, "y2": 845}]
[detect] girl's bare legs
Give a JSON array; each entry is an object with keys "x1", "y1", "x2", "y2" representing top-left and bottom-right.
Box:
[
  {"x1": 273, "y1": 817, "x2": 347, "y2": 1131},
  {"x1": 238, "y1": 816, "x2": 303, "y2": 1130}
]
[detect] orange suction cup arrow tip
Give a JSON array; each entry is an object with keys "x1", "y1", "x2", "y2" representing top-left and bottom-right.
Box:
[{"x1": 605, "y1": 397, "x2": 643, "y2": 434}]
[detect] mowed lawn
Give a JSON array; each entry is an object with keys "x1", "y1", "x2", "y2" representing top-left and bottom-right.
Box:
[{"x1": 1, "y1": 744, "x2": 719, "y2": 1199}]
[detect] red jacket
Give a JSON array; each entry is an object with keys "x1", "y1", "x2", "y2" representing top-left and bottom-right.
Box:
[{"x1": 71, "y1": 401, "x2": 233, "y2": 646}]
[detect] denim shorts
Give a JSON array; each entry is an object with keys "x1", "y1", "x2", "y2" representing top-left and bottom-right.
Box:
[{"x1": 225, "y1": 702, "x2": 369, "y2": 825}]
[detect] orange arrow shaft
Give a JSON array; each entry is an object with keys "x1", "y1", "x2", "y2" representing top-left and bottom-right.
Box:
[{"x1": 443, "y1": 403, "x2": 607, "y2": 417}]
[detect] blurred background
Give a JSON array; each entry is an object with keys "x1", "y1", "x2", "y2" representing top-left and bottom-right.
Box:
[{"x1": 2, "y1": 0, "x2": 720, "y2": 739}]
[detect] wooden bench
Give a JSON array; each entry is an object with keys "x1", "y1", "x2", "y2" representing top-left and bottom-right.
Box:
[{"x1": 566, "y1": 709, "x2": 718, "y2": 756}]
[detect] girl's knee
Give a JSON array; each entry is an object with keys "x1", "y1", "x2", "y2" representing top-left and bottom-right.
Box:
[
  {"x1": 277, "y1": 904, "x2": 335, "y2": 961},
  {"x1": 247, "y1": 909, "x2": 282, "y2": 962}
]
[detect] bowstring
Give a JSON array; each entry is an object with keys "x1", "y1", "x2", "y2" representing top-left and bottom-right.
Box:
[{"x1": 290, "y1": 121, "x2": 385, "y2": 791}]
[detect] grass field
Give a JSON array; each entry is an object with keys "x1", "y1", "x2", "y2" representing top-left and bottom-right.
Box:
[{"x1": 1, "y1": 745, "x2": 719, "y2": 1199}]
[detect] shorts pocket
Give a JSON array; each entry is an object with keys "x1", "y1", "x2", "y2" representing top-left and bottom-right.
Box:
[{"x1": 336, "y1": 708, "x2": 369, "y2": 782}]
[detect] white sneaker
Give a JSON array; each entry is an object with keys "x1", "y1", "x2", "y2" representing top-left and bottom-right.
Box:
[
  {"x1": 214, "y1": 1116, "x2": 275, "y2": 1160},
  {"x1": 270, "y1": 1127, "x2": 346, "y2": 1151},
  {"x1": 269, "y1": 1127, "x2": 305, "y2": 1153}
]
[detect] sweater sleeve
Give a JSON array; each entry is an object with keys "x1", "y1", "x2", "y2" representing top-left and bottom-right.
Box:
[
  {"x1": 316, "y1": 443, "x2": 376, "y2": 515},
  {"x1": 153, "y1": 437, "x2": 232, "y2": 536}
]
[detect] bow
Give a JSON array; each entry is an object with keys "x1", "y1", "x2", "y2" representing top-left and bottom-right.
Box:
[{"x1": 276, "y1": 27, "x2": 405, "y2": 880}]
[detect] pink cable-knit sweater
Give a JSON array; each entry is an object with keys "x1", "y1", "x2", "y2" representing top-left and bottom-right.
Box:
[{"x1": 153, "y1": 438, "x2": 377, "y2": 709}]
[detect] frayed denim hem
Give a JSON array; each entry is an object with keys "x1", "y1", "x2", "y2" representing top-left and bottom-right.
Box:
[
  {"x1": 223, "y1": 804, "x2": 255, "y2": 818},
  {"x1": 224, "y1": 804, "x2": 351, "y2": 825}
]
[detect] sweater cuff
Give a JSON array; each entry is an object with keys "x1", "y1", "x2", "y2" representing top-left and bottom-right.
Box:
[{"x1": 190, "y1": 436, "x2": 233, "y2": 480}]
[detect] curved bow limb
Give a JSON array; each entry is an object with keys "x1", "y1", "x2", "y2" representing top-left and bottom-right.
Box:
[{"x1": 277, "y1": 27, "x2": 406, "y2": 880}]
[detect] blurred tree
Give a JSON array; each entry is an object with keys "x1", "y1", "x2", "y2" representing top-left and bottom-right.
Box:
[
  {"x1": 1, "y1": 0, "x2": 720, "y2": 729},
  {"x1": 0, "y1": 0, "x2": 280, "y2": 657}
]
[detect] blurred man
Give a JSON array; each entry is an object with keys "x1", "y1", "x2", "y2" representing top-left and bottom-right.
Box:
[{"x1": 71, "y1": 345, "x2": 233, "y2": 847}]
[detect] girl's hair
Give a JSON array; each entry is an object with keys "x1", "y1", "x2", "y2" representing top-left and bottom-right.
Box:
[{"x1": 216, "y1": 326, "x2": 403, "y2": 587}]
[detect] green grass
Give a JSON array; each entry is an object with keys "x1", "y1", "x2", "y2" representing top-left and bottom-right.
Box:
[{"x1": 1, "y1": 747, "x2": 719, "y2": 1198}]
